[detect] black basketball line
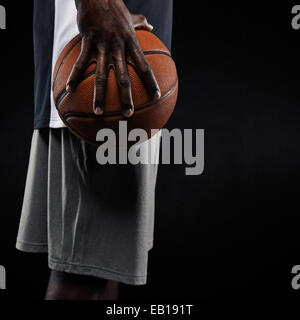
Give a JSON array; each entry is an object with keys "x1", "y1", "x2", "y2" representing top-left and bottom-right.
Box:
[{"x1": 63, "y1": 79, "x2": 178, "y2": 120}]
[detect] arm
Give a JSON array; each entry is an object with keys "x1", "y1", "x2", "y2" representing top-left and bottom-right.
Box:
[{"x1": 67, "y1": 0, "x2": 161, "y2": 118}]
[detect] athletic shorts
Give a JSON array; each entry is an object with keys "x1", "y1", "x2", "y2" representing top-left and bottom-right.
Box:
[{"x1": 16, "y1": 128, "x2": 161, "y2": 285}]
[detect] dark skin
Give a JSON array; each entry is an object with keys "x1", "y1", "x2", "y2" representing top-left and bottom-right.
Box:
[
  {"x1": 67, "y1": 0, "x2": 161, "y2": 118},
  {"x1": 46, "y1": 0, "x2": 159, "y2": 300},
  {"x1": 45, "y1": 271, "x2": 118, "y2": 300}
]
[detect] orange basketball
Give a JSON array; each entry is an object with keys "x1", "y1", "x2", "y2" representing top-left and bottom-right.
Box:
[{"x1": 52, "y1": 30, "x2": 178, "y2": 146}]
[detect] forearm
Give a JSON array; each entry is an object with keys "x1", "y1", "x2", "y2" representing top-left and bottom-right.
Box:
[{"x1": 75, "y1": 0, "x2": 110, "y2": 11}]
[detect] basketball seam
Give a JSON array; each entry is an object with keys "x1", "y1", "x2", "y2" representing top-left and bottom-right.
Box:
[{"x1": 63, "y1": 79, "x2": 178, "y2": 120}]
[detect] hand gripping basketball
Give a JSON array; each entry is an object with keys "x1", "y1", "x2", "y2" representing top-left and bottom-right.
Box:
[{"x1": 67, "y1": 0, "x2": 161, "y2": 118}]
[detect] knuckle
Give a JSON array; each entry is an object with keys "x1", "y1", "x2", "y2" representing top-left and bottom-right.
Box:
[
  {"x1": 118, "y1": 74, "x2": 131, "y2": 88},
  {"x1": 136, "y1": 14, "x2": 145, "y2": 22},
  {"x1": 140, "y1": 64, "x2": 151, "y2": 76},
  {"x1": 95, "y1": 74, "x2": 107, "y2": 86},
  {"x1": 112, "y1": 37, "x2": 123, "y2": 50},
  {"x1": 74, "y1": 62, "x2": 84, "y2": 72}
]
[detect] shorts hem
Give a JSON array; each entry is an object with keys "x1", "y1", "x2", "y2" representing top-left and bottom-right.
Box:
[
  {"x1": 16, "y1": 239, "x2": 48, "y2": 253},
  {"x1": 16, "y1": 239, "x2": 153, "y2": 252},
  {"x1": 16, "y1": 239, "x2": 151, "y2": 285},
  {"x1": 48, "y1": 258, "x2": 147, "y2": 286}
]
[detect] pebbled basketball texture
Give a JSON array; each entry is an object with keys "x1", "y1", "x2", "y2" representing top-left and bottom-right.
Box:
[{"x1": 52, "y1": 30, "x2": 178, "y2": 146}]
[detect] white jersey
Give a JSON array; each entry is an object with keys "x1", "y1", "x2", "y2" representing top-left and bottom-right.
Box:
[{"x1": 50, "y1": 0, "x2": 78, "y2": 128}]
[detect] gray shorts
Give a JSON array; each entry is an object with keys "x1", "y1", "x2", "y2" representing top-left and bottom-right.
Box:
[{"x1": 16, "y1": 128, "x2": 161, "y2": 285}]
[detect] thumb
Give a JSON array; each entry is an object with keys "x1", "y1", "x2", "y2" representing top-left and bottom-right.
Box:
[{"x1": 131, "y1": 14, "x2": 153, "y2": 31}]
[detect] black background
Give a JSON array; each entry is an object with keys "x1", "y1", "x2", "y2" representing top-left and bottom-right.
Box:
[{"x1": 1, "y1": 1, "x2": 300, "y2": 300}]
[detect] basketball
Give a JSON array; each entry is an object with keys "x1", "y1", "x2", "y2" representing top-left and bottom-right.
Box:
[{"x1": 52, "y1": 30, "x2": 178, "y2": 146}]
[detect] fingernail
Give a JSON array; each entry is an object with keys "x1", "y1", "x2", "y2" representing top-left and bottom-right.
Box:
[
  {"x1": 94, "y1": 103, "x2": 104, "y2": 115},
  {"x1": 95, "y1": 107, "x2": 104, "y2": 116},
  {"x1": 123, "y1": 104, "x2": 134, "y2": 118},
  {"x1": 66, "y1": 84, "x2": 72, "y2": 93},
  {"x1": 153, "y1": 90, "x2": 161, "y2": 100}
]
